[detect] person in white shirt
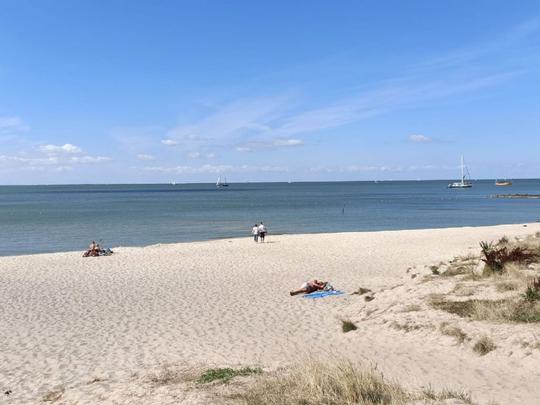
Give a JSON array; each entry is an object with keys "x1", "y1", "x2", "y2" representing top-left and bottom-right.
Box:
[
  {"x1": 251, "y1": 224, "x2": 259, "y2": 243},
  {"x1": 257, "y1": 222, "x2": 267, "y2": 242}
]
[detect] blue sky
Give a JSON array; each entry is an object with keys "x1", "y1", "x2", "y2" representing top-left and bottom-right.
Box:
[{"x1": 0, "y1": 0, "x2": 539, "y2": 184}]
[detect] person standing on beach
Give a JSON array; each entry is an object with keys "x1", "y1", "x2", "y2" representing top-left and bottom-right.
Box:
[
  {"x1": 252, "y1": 224, "x2": 259, "y2": 243},
  {"x1": 258, "y1": 222, "x2": 267, "y2": 242}
]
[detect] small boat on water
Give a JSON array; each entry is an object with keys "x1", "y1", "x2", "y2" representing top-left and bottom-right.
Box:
[
  {"x1": 495, "y1": 179, "x2": 512, "y2": 186},
  {"x1": 448, "y1": 155, "x2": 472, "y2": 189},
  {"x1": 216, "y1": 176, "x2": 229, "y2": 188}
]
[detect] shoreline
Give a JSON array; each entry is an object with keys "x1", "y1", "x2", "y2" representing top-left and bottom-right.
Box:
[
  {"x1": 2, "y1": 222, "x2": 540, "y2": 404},
  {"x1": 2, "y1": 221, "x2": 538, "y2": 259}
]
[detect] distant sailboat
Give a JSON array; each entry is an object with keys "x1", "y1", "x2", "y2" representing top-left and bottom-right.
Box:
[
  {"x1": 448, "y1": 155, "x2": 472, "y2": 189},
  {"x1": 216, "y1": 176, "x2": 229, "y2": 188},
  {"x1": 495, "y1": 179, "x2": 512, "y2": 186}
]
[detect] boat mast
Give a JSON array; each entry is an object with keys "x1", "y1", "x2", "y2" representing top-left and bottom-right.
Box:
[{"x1": 461, "y1": 155, "x2": 464, "y2": 184}]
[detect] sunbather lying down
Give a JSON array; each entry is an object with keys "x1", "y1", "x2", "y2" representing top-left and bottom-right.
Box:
[{"x1": 290, "y1": 279, "x2": 333, "y2": 296}]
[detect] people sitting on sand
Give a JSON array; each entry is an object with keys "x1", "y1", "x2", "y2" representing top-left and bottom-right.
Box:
[
  {"x1": 290, "y1": 279, "x2": 330, "y2": 296},
  {"x1": 258, "y1": 222, "x2": 267, "y2": 242},
  {"x1": 83, "y1": 241, "x2": 113, "y2": 257},
  {"x1": 252, "y1": 223, "x2": 259, "y2": 243},
  {"x1": 83, "y1": 241, "x2": 99, "y2": 257}
]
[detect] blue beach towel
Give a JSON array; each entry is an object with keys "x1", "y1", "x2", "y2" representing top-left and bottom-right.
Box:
[{"x1": 303, "y1": 290, "x2": 344, "y2": 299}]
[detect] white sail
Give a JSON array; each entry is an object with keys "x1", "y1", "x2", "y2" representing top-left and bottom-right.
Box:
[{"x1": 448, "y1": 155, "x2": 472, "y2": 188}]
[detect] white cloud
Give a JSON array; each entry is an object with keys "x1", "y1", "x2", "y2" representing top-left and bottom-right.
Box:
[
  {"x1": 40, "y1": 143, "x2": 82, "y2": 154},
  {"x1": 236, "y1": 138, "x2": 304, "y2": 152},
  {"x1": 136, "y1": 154, "x2": 156, "y2": 161},
  {"x1": 408, "y1": 134, "x2": 432, "y2": 143},
  {"x1": 309, "y1": 164, "x2": 404, "y2": 173},
  {"x1": 0, "y1": 152, "x2": 111, "y2": 171},
  {"x1": 161, "y1": 139, "x2": 179, "y2": 146},
  {"x1": 69, "y1": 156, "x2": 111, "y2": 163},
  {"x1": 272, "y1": 138, "x2": 303, "y2": 147},
  {"x1": 144, "y1": 164, "x2": 288, "y2": 174}
]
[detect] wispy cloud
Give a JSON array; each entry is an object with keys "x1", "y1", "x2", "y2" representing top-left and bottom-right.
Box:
[
  {"x1": 236, "y1": 138, "x2": 304, "y2": 152},
  {"x1": 136, "y1": 153, "x2": 156, "y2": 161},
  {"x1": 144, "y1": 163, "x2": 289, "y2": 174},
  {"x1": 408, "y1": 134, "x2": 432, "y2": 143},
  {"x1": 39, "y1": 143, "x2": 82, "y2": 154},
  {"x1": 161, "y1": 139, "x2": 179, "y2": 146}
]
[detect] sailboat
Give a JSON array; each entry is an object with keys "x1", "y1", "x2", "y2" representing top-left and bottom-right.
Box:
[
  {"x1": 448, "y1": 155, "x2": 472, "y2": 189},
  {"x1": 216, "y1": 176, "x2": 229, "y2": 188},
  {"x1": 495, "y1": 179, "x2": 512, "y2": 186}
]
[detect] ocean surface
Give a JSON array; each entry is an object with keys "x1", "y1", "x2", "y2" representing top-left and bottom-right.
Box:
[{"x1": 1, "y1": 180, "x2": 539, "y2": 256}]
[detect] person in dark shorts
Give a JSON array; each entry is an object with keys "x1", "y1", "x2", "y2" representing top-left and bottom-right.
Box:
[{"x1": 257, "y1": 222, "x2": 267, "y2": 242}]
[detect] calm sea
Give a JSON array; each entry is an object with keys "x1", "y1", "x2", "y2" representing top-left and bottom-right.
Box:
[{"x1": 1, "y1": 180, "x2": 539, "y2": 256}]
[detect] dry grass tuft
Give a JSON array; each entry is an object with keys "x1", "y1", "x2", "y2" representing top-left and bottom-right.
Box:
[
  {"x1": 495, "y1": 280, "x2": 520, "y2": 292},
  {"x1": 402, "y1": 304, "x2": 421, "y2": 312},
  {"x1": 237, "y1": 360, "x2": 477, "y2": 405},
  {"x1": 451, "y1": 283, "x2": 476, "y2": 296},
  {"x1": 42, "y1": 387, "x2": 65, "y2": 402},
  {"x1": 352, "y1": 287, "x2": 372, "y2": 295},
  {"x1": 87, "y1": 377, "x2": 106, "y2": 384},
  {"x1": 148, "y1": 365, "x2": 188, "y2": 385},
  {"x1": 422, "y1": 386, "x2": 474, "y2": 404},
  {"x1": 237, "y1": 360, "x2": 409, "y2": 405},
  {"x1": 442, "y1": 255, "x2": 479, "y2": 277},
  {"x1": 342, "y1": 319, "x2": 358, "y2": 333},
  {"x1": 390, "y1": 321, "x2": 422, "y2": 333},
  {"x1": 429, "y1": 295, "x2": 540, "y2": 323},
  {"x1": 439, "y1": 322, "x2": 468, "y2": 343},
  {"x1": 473, "y1": 336, "x2": 496, "y2": 355}
]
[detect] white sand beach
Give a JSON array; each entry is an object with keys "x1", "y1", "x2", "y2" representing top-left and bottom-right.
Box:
[{"x1": 1, "y1": 223, "x2": 540, "y2": 404}]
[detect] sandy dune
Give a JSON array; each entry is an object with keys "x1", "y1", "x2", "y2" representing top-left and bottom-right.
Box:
[{"x1": 1, "y1": 223, "x2": 540, "y2": 404}]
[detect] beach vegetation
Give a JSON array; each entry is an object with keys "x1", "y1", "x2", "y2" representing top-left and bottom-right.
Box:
[
  {"x1": 236, "y1": 359, "x2": 478, "y2": 405},
  {"x1": 479, "y1": 241, "x2": 537, "y2": 274},
  {"x1": 439, "y1": 322, "x2": 468, "y2": 343},
  {"x1": 352, "y1": 287, "x2": 372, "y2": 295},
  {"x1": 522, "y1": 277, "x2": 540, "y2": 302},
  {"x1": 402, "y1": 304, "x2": 421, "y2": 312},
  {"x1": 422, "y1": 386, "x2": 474, "y2": 404},
  {"x1": 442, "y1": 255, "x2": 478, "y2": 277},
  {"x1": 341, "y1": 319, "x2": 358, "y2": 333},
  {"x1": 473, "y1": 336, "x2": 496, "y2": 356},
  {"x1": 495, "y1": 280, "x2": 520, "y2": 292},
  {"x1": 198, "y1": 367, "x2": 262, "y2": 384},
  {"x1": 237, "y1": 359, "x2": 409, "y2": 405},
  {"x1": 390, "y1": 321, "x2": 422, "y2": 333},
  {"x1": 42, "y1": 387, "x2": 65, "y2": 402},
  {"x1": 429, "y1": 296, "x2": 540, "y2": 323},
  {"x1": 498, "y1": 236, "x2": 509, "y2": 245},
  {"x1": 149, "y1": 365, "x2": 186, "y2": 385}
]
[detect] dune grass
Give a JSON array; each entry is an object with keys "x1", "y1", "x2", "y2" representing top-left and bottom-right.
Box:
[
  {"x1": 342, "y1": 319, "x2": 358, "y2": 333},
  {"x1": 353, "y1": 287, "x2": 372, "y2": 295},
  {"x1": 439, "y1": 322, "x2": 468, "y2": 343},
  {"x1": 429, "y1": 296, "x2": 540, "y2": 323},
  {"x1": 473, "y1": 336, "x2": 496, "y2": 356},
  {"x1": 236, "y1": 359, "x2": 476, "y2": 405},
  {"x1": 198, "y1": 367, "x2": 262, "y2": 384}
]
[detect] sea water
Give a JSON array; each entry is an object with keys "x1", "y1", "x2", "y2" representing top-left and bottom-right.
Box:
[{"x1": 1, "y1": 180, "x2": 539, "y2": 256}]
